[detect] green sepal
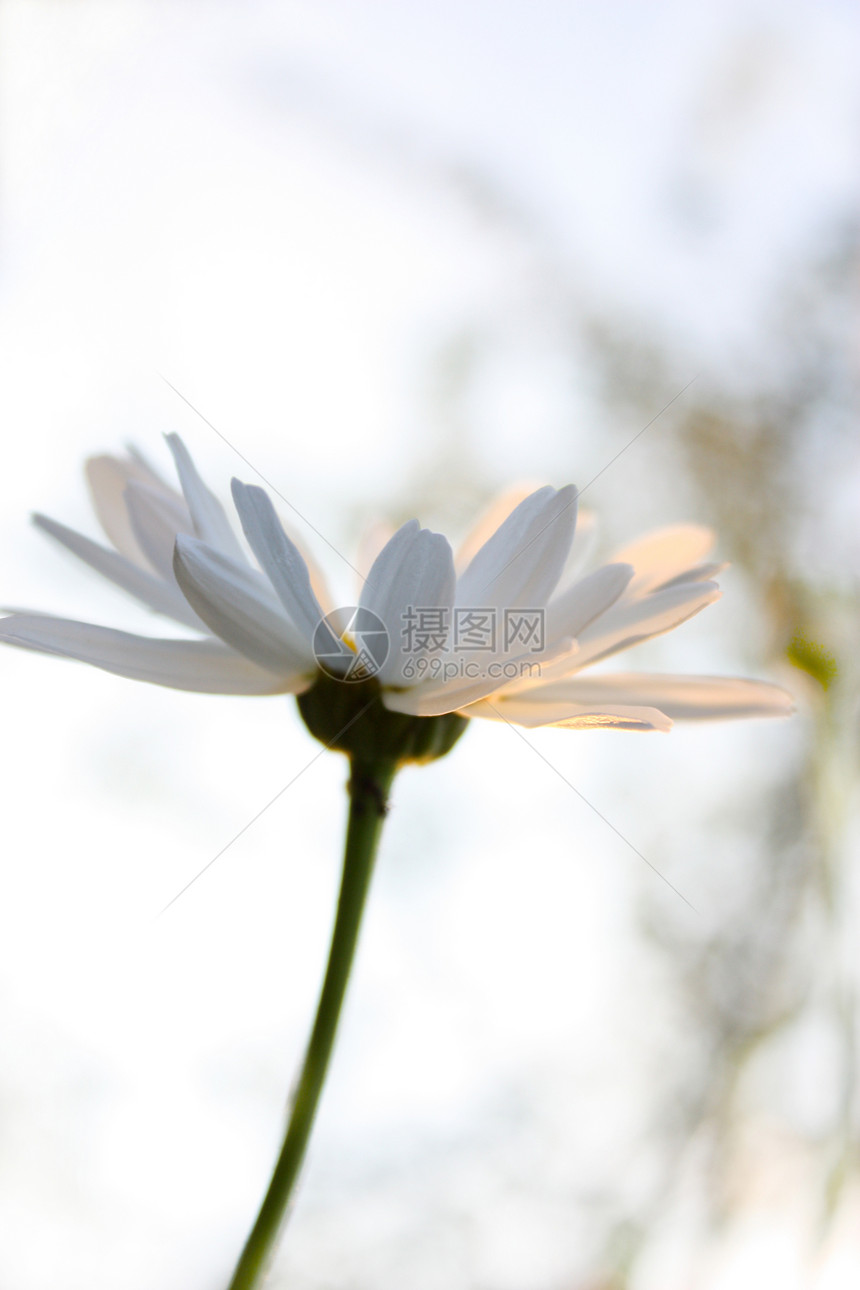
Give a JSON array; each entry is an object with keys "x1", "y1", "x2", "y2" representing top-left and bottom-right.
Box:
[{"x1": 296, "y1": 673, "x2": 469, "y2": 765}]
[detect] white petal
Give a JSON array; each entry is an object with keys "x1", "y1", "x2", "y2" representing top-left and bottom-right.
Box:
[
  {"x1": 383, "y1": 675, "x2": 526, "y2": 717},
  {"x1": 454, "y1": 483, "x2": 541, "y2": 572},
  {"x1": 0, "y1": 614, "x2": 303, "y2": 694},
  {"x1": 165, "y1": 434, "x2": 248, "y2": 564},
  {"x1": 359, "y1": 522, "x2": 456, "y2": 684},
  {"x1": 455, "y1": 485, "x2": 578, "y2": 610},
  {"x1": 230, "y1": 480, "x2": 326, "y2": 643},
  {"x1": 292, "y1": 528, "x2": 335, "y2": 614},
  {"x1": 490, "y1": 564, "x2": 633, "y2": 699},
  {"x1": 530, "y1": 673, "x2": 795, "y2": 720},
  {"x1": 555, "y1": 507, "x2": 596, "y2": 587},
  {"x1": 571, "y1": 581, "x2": 722, "y2": 670},
  {"x1": 651, "y1": 562, "x2": 727, "y2": 591},
  {"x1": 612, "y1": 524, "x2": 716, "y2": 595},
  {"x1": 358, "y1": 519, "x2": 418, "y2": 617},
  {"x1": 85, "y1": 453, "x2": 180, "y2": 565},
  {"x1": 383, "y1": 636, "x2": 578, "y2": 717},
  {"x1": 32, "y1": 513, "x2": 203, "y2": 629},
  {"x1": 173, "y1": 535, "x2": 314, "y2": 674},
  {"x1": 463, "y1": 695, "x2": 674, "y2": 732},
  {"x1": 125, "y1": 481, "x2": 194, "y2": 581},
  {"x1": 356, "y1": 520, "x2": 396, "y2": 582},
  {"x1": 547, "y1": 563, "x2": 634, "y2": 643}
]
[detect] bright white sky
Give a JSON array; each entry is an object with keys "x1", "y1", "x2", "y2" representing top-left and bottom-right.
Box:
[{"x1": 0, "y1": 2, "x2": 856, "y2": 1288}]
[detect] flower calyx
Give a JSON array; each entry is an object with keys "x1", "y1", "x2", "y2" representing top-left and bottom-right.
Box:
[{"x1": 296, "y1": 672, "x2": 468, "y2": 766}]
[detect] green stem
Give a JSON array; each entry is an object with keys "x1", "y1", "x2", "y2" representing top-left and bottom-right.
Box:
[{"x1": 226, "y1": 756, "x2": 398, "y2": 1290}]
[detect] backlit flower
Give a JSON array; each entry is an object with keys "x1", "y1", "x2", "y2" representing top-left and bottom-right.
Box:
[{"x1": 0, "y1": 436, "x2": 792, "y2": 733}]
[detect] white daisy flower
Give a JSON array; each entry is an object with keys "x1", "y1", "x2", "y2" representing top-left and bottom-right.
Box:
[
  {"x1": 0, "y1": 432, "x2": 795, "y2": 1286},
  {"x1": 0, "y1": 435, "x2": 792, "y2": 740}
]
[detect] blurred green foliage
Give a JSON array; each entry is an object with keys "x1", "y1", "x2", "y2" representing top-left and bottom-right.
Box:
[{"x1": 786, "y1": 631, "x2": 839, "y2": 691}]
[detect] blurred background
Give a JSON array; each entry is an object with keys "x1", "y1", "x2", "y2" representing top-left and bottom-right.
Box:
[{"x1": 0, "y1": 2, "x2": 858, "y2": 1287}]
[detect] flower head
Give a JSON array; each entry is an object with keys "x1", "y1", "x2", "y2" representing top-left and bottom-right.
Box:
[{"x1": 0, "y1": 436, "x2": 792, "y2": 756}]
